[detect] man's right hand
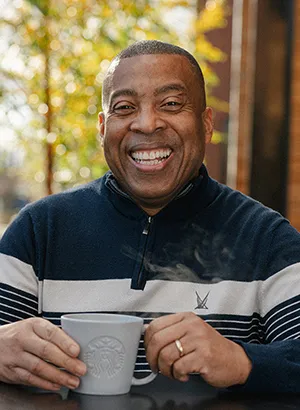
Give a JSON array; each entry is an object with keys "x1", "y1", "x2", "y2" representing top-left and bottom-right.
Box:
[{"x1": 0, "y1": 318, "x2": 87, "y2": 391}]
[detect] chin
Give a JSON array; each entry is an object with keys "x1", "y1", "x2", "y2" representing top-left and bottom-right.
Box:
[{"x1": 134, "y1": 191, "x2": 175, "y2": 207}]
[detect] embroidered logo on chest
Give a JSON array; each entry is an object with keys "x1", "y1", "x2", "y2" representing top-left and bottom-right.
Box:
[{"x1": 195, "y1": 290, "x2": 210, "y2": 310}]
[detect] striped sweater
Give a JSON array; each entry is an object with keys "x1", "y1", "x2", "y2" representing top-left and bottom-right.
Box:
[{"x1": 1, "y1": 164, "x2": 300, "y2": 392}]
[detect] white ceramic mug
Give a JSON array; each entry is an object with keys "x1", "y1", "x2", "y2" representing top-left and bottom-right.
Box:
[{"x1": 61, "y1": 313, "x2": 157, "y2": 395}]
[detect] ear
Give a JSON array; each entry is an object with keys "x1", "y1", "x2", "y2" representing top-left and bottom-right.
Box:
[
  {"x1": 202, "y1": 107, "x2": 213, "y2": 144},
  {"x1": 98, "y1": 112, "x2": 105, "y2": 147}
]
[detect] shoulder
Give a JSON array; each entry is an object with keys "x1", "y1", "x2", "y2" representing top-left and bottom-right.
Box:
[
  {"x1": 22, "y1": 174, "x2": 108, "y2": 217},
  {"x1": 212, "y1": 180, "x2": 286, "y2": 228}
]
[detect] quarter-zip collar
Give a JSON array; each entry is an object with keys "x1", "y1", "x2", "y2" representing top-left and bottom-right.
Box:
[{"x1": 104, "y1": 164, "x2": 220, "y2": 221}]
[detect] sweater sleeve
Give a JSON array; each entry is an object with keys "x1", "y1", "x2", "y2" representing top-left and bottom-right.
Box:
[
  {"x1": 236, "y1": 339, "x2": 300, "y2": 392},
  {"x1": 232, "y1": 220, "x2": 300, "y2": 392},
  {"x1": 0, "y1": 208, "x2": 39, "y2": 324}
]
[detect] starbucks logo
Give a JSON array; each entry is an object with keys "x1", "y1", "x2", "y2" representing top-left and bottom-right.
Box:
[{"x1": 83, "y1": 336, "x2": 125, "y2": 379}]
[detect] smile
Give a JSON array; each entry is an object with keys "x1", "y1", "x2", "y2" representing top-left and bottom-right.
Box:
[{"x1": 130, "y1": 149, "x2": 172, "y2": 165}]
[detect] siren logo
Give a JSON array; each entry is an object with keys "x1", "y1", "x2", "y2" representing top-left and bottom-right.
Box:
[
  {"x1": 195, "y1": 290, "x2": 210, "y2": 310},
  {"x1": 84, "y1": 336, "x2": 125, "y2": 379}
]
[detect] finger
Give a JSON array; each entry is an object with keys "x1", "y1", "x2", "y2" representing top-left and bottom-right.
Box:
[
  {"x1": 157, "y1": 336, "x2": 195, "y2": 378},
  {"x1": 13, "y1": 366, "x2": 62, "y2": 391},
  {"x1": 146, "y1": 321, "x2": 188, "y2": 372},
  {"x1": 15, "y1": 351, "x2": 81, "y2": 390},
  {"x1": 22, "y1": 333, "x2": 86, "y2": 377},
  {"x1": 172, "y1": 352, "x2": 199, "y2": 382},
  {"x1": 144, "y1": 313, "x2": 185, "y2": 347},
  {"x1": 31, "y1": 319, "x2": 80, "y2": 357}
]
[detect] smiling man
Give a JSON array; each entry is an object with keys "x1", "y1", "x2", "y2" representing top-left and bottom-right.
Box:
[
  {"x1": 1, "y1": 40, "x2": 300, "y2": 393},
  {"x1": 99, "y1": 49, "x2": 212, "y2": 214}
]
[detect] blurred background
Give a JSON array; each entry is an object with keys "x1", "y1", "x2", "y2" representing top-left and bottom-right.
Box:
[{"x1": 0, "y1": 0, "x2": 299, "y2": 236}]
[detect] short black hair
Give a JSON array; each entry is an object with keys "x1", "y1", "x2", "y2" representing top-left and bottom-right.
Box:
[{"x1": 102, "y1": 40, "x2": 206, "y2": 110}]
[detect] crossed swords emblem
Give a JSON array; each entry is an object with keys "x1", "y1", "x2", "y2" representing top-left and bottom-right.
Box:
[{"x1": 195, "y1": 291, "x2": 210, "y2": 310}]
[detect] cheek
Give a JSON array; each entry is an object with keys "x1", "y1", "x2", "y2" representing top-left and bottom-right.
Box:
[
  {"x1": 103, "y1": 127, "x2": 128, "y2": 162},
  {"x1": 104, "y1": 119, "x2": 128, "y2": 143}
]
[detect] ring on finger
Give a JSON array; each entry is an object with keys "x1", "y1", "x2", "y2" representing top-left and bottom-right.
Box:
[{"x1": 175, "y1": 339, "x2": 184, "y2": 357}]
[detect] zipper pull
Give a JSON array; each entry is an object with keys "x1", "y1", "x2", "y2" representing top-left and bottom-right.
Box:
[{"x1": 142, "y1": 216, "x2": 152, "y2": 235}]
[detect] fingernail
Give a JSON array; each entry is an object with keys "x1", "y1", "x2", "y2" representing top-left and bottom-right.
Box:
[
  {"x1": 68, "y1": 378, "x2": 79, "y2": 389},
  {"x1": 75, "y1": 363, "x2": 87, "y2": 376},
  {"x1": 69, "y1": 344, "x2": 79, "y2": 356}
]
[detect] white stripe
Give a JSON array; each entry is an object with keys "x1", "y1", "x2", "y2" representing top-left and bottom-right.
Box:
[
  {"x1": 0, "y1": 253, "x2": 38, "y2": 297},
  {"x1": 216, "y1": 324, "x2": 261, "y2": 333},
  {"x1": 284, "y1": 331, "x2": 300, "y2": 340},
  {"x1": 134, "y1": 370, "x2": 152, "y2": 373},
  {"x1": 264, "y1": 300, "x2": 300, "y2": 328},
  {"x1": 0, "y1": 288, "x2": 38, "y2": 305},
  {"x1": 42, "y1": 278, "x2": 262, "y2": 315},
  {"x1": 206, "y1": 318, "x2": 261, "y2": 325},
  {"x1": 38, "y1": 282, "x2": 43, "y2": 314},
  {"x1": 0, "y1": 295, "x2": 37, "y2": 312},
  {"x1": 0, "y1": 303, "x2": 35, "y2": 318},
  {"x1": 0, "y1": 318, "x2": 11, "y2": 324},
  {"x1": 221, "y1": 331, "x2": 261, "y2": 339},
  {"x1": 260, "y1": 263, "x2": 300, "y2": 316},
  {"x1": 271, "y1": 322, "x2": 300, "y2": 342},
  {"x1": 0, "y1": 309, "x2": 26, "y2": 321},
  {"x1": 2, "y1": 252, "x2": 299, "y2": 325},
  {"x1": 268, "y1": 316, "x2": 300, "y2": 341},
  {"x1": 39, "y1": 264, "x2": 300, "y2": 316},
  {"x1": 265, "y1": 307, "x2": 300, "y2": 338}
]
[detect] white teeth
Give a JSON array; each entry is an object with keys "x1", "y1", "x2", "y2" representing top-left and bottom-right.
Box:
[{"x1": 131, "y1": 149, "x2": 172, "y2": 163}]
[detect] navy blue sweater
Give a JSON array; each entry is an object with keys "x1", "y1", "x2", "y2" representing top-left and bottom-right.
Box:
[{"x1": 1, "y1": 165, "x2": 300, "y2": 392}]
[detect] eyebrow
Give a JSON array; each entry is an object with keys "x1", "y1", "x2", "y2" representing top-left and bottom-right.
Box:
[
  {"x1": 154, "y1": 83, "x2": 187, "y2": 96},
  {"x1": 110, "y1": 89, "x2": 138, "y2": 104},
  {"x1": 108, "y1": 83, "x2": 187, "y2": 108}
]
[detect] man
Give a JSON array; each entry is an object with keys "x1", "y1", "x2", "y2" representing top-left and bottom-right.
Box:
[{"x1": 0, "y1": 40, "x2": 300, "y2": 393}]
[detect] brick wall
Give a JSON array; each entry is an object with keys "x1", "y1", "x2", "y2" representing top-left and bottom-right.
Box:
[{"x1": 287, "y1": 0, "x2": 300, "y2": 231}]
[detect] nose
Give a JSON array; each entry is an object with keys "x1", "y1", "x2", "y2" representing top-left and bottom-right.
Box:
[{"x1": 130, "y1": 105, "x2": 166, "y2": 135}]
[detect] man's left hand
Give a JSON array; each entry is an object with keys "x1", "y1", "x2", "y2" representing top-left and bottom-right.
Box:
[{"x1": 144, "y1": 312, "x2": 252, "y2": 388}]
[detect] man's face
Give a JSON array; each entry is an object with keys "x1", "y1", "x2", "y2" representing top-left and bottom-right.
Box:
[{"x1": 99, "y1": 54, "x2": 213, "y2": 215}]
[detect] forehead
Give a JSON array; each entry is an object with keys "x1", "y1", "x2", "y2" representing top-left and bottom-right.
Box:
[{"x1": 107, "y1": 54, "x2": 197, "y2": 96}]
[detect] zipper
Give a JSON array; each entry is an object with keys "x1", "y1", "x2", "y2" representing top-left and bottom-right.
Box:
[
  {"x1": 142, "y1": 216, "x2": 152, "y2": 235},
  {"x1": 137, "y1": 216, "x2": 152, "y2": 288}
]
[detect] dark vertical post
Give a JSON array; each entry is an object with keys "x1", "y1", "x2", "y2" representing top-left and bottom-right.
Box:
[{"x1": 250, "y1": 0, "x2": 293, "y2": 214}]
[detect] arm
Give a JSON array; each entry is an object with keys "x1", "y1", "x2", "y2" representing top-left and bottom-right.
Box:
[
  {"x1": 238, "y1": 219, "x2": 300, "y2": 392},
  {"x1": 0, "y1": 210, "x2": 86, "y2": 390},
  {"x1": 235, "y1": 339, "x2": 300, "y2": 392},
  {"x1": 145, "y1": 220, "x2": 300, "y2": 392}
]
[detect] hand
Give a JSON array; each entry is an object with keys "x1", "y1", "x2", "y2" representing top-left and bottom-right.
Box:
[
  {"x1": 144, "y1": 312, "x2": 252, "y2": 388},
  {"x1": 0, "y1": 318, "x2": 86, "y2": 391}
]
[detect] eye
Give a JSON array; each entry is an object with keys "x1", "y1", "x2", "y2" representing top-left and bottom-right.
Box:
[
  {"x1": 161, "y1": 100, "x2": 182, "y2": 111},
  {"x1": 113, "y1": 103, "x2": 135, "y2": 115}
]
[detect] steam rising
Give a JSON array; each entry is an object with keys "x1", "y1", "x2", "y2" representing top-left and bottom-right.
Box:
[{"x1": 122, "y1": 223, "x2": 244, "y2": 285}]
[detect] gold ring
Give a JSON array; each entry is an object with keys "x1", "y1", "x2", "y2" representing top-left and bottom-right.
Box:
[{"x1": 175, "y1": 339, "x2": 184, "y2": 357}]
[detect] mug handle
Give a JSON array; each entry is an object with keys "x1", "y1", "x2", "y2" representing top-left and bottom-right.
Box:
[
  {"x1": 131, "y1": 323, "x2": 158, "y2": 386},
  {"x1": 132, "y1": 371, "x2": 157, "y2": 386}
]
